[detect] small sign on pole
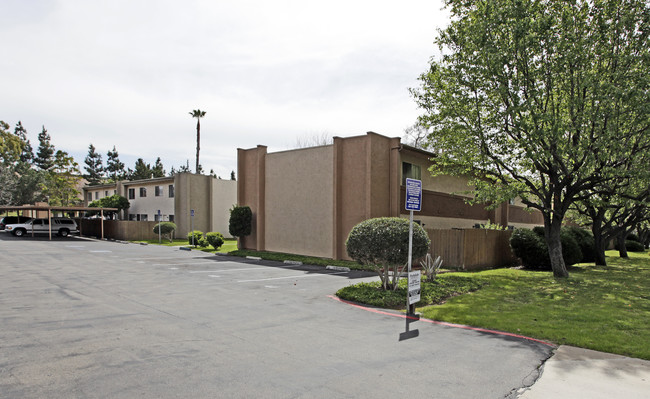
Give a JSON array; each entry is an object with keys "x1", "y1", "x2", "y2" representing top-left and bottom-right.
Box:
[
  {"x1": 408, "y1": 270, "x2": 421, "y2": 305},
  {"x1": 405, "y1": 178, "x2": 422, "y2": 211},
  {"x1": 405, "y1": 178, "x2": 422, "y2": 316}
]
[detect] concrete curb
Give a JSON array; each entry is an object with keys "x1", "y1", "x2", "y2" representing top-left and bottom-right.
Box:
[{"x1": 326, "y1": 265, "x2": 350, "y2": 272}]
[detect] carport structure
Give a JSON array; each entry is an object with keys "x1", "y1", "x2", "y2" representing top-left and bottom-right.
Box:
[{"x1": 0, "y1": 205, "x2": 118, "y2": 240}]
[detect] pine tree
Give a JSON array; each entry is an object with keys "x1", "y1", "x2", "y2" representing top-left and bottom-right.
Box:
[
  {"x1": 152, "y1": 157, "x2": 165, "y2": 178},
  {"x1": 84, "y1": 144, "x2": 105, "y2": 185},
  {"x1": 106, "y1": 145, "x2": 125, "y2": 181},
  {"x1": 13, "y1": 121, "x2": 33, "y2": 164},
  {"x1": 131, "y1": 158, "x2": 153, "y2": 180},
  {"x1": 34, "y1": 126, "x2": 55, "y2": 170}
]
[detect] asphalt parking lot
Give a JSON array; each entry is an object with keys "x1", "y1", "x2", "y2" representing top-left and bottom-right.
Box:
[{"x1": 0, "y1": 234, "x2": 554, "y2": 398}]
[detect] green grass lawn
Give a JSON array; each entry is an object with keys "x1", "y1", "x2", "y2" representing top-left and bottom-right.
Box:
[
  {"x1": 132, "y1": 238, "x2": 238, "y2": 253},
  {"x1": 228, "y1": 249, "x2": 365, "y2": 270},
  {"x1": 340, "y1": 251, "x2": 650, "y2": 360}
]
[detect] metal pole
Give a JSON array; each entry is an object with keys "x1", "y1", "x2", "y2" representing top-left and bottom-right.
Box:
[{"x1": 407, "y1": 210, "x2": 414, "y2": 315}]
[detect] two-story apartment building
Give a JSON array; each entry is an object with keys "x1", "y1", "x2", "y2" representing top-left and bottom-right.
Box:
[
  {"x1": 237, "y1": 132, "x2": 543, "y2": 260},
  {"x1": 83, "y1": 172, "x2": 237, "y2": 237}
]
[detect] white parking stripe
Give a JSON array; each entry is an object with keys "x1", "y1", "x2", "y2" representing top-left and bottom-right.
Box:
[
  {"x1": 189, "y1": 267, "x2": 267, "y2": 273},
  {"x1": 237, "y1": 271, "x2": 347, "y2": 283}
]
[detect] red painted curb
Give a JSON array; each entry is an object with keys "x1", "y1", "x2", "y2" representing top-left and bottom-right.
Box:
[{"x1": 328, "y1": 295, "x2": 556, "y2": 347}]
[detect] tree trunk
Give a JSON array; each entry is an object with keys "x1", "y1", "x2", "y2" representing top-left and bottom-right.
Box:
[
  {"x1": 617, "y1": 234, "x2": 629, "y2": 258},
  {"x1": 593, "y1": 233, "x2": 608, "y2": 266},
  {"x1": 195, "y1": 119, "x2": 201, "y2": 174},
  {"x1": 591, "y1": 216, "x2": 608, "y2": 266},
  {"x1": 545, "y1": 218, "x2": 569, "y2": 278}
]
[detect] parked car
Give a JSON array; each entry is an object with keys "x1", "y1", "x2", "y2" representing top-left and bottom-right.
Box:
[
  {"x1": 0, "y1": 216, "x2": 32, "y2": 230},
  {"x1": 5, "y1": 217, "x2": 79, "y2": 237}
]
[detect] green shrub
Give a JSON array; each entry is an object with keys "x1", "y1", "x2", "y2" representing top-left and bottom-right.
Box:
[
  {"x1": 205, "y1": 232, "x2": 225, "y2": 250},
  {"x1": 510, "y1": 228, "x2": 548, "y2": 268},
  {"x1": 560, "y1": 229, "x2": 583, "y2": 266},
  {"x1": 153, "y1": 222, "x2": 177, "y2": 243},
  {"x1": 624, "y1": 240, "x2": 645, "y2": 252},
  {"x1": 565, "y1": 227, "x2": 595, "y2": 262},
  {"x1": 187, "y1": 230, "x2": 204, "y2": 246},
  {"x1": 510, "y1": 227, "x2": 583, "y2": 270},
  {"x1": 346, "y1": 217, "x2": 430, "y2": 290},
  {"x1": 627, "y1": 233, "x2": 640, "y2": 242},
  {"x1": 532, "y1": 226, "x2": 545, "y2": 237},
  {"x1": 198, "y1": 237, "x2": 209, "y2": 248},
  {"x1": 229, "y1": 205, "x2": 252, "y2": 238}
]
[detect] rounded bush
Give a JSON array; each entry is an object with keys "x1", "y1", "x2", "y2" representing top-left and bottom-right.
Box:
[
  {"x1": 229, "y1": 206, "x2": 252, "y2": 238},
  {"x1": 624, "y1": 240, "x2": 645, "y2": 252},
  {"x1": 510, "y1": 228, "x2": 548, "y2": 268},
  {"x1": 510, "y1": 227, "x2": 583, "y2": 269},
  {"x1": 565, "y1": 227, "x2": 595, "y2": 262},
  {"x1": 205, "y1": 232, "x2": 225, "y2": 250},
  {"x1": 560, "y1": 229, "x2": 583, "y2": 266},
  {"x1": 153, "y1": 222, "x2": 176, "y2": 235},
  {"x1": 198, "y1": 237, "x2": 209, "y2": 248},
  {"x1": 187, "y1": 230, "x2": 204, "y2": 245},
  {"x1": 346, "y1": 217, "x2": 430, "y2": 266},
  {"x1": 627, "y1": 233, "x2": 640, "y2": 243},
  {"x1": 153, "y1": 222, "x2": 177, "y2": 242}
]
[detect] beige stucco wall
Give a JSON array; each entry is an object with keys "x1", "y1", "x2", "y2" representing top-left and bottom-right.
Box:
[
  {"x1": 211, "y1": 179, "x2": 237, "y2": 237},
  {"x1": 124, "y1": 179, "x2": 175, "y2": 221},
  {"x1": 264, "y1": 146, "x2": 334, "y2": 258}
]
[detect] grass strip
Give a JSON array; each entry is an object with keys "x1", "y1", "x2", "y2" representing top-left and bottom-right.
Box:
[
  {"x1": 337, "y1": 250, "x2": 650, "y2": 360},
  {"x1": 228, "y1": 249, "x2": 366, "y2": 270}
]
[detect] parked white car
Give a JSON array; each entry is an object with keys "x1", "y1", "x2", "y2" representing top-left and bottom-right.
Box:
[{"x1": 5, "y1": 217, "x2": 79, "y2": 237}]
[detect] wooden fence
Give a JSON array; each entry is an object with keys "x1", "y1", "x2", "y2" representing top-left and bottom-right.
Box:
[
  {"x1": 78, "y1": 219, "x2": 173, "y2": 241},
  {"x1": 425, "y1": 228, "x2": 519, "y2": 270}
]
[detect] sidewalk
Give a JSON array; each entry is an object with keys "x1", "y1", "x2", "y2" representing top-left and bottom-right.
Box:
[{"x1": 518, "y1": 345, "x2": 650, "y2": 399}]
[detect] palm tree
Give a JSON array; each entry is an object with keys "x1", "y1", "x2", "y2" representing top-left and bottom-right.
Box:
[{"x1": 189, "y1": 109, "x2": 206, "y2": 174}]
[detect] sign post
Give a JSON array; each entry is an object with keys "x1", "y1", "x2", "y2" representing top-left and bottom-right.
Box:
[
  {"x1": 190, "y1": 209, "x2": 195, "y2": 247},
  {"x1": 405, "y1": 178, "x2": 422, "y2": 317},
  {"x1": 157, "y1": 210, "x2": 162, "y2": 244}
]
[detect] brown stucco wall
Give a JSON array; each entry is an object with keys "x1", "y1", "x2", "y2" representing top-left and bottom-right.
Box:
[{"x1": 264, "y1": 146, "x2": 334, "y2": 257}]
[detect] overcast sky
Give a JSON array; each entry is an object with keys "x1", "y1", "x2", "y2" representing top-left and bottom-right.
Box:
[{"x1": 1, "y1": 0, "x2": 448, "y2": 177}]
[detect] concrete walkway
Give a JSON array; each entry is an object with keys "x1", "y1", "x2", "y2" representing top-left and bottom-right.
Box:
[{"x1": 518, "y1": 345, "x2": 650, "y2": 399}]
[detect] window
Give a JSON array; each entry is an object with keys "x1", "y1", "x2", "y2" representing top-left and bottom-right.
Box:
[
  {"x1": 113, "y1": 190, "x2": 117, "y2": 195},
  {"x1": 104, "y1": 190, "x2": 109, "y2": 197},
  {"x1": 402, "y1": 162, "x2": 421, "y2": 185},
  {"x1": 168, "y1": 185, "x2": 174, "y2": 198},
  {"x1": 155, "y1": 186, "x2": 163, "y2": 197},
  {"x1": 129, "y1": 214, "x2": 136, "y2": 221},
  {"x1": 95, "y1": 192, "x2": 99, "y2": 200},
  {"x1": 128, "y1": 188, "x2": 135, "y2": 199},
  {"x1": 168, "y1": 215, "x2": 174, "y2": 222},
  {"x1": 154, "y1": 214, "x2": 161, "y2": 222},
  {"x1": 139, "y1": 187, "x2": 147, "y2": 197},
  {"x1": 140, "y1": 214, "x2": 148, "y2": 221},
  {"x1": 87, "y1": 193, "x2": 92, "y2": 202}
]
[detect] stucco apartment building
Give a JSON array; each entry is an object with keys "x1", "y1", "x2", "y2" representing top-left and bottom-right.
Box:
[
  {"x1": 83, "y1": 172, "x2": 237, "y2": 237},
  {"x1": 237, "y1": 132, "x2": 542, "y2": 260}
]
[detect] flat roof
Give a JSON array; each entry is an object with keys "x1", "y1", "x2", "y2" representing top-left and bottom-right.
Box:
[{"x1": 0, "y1": 205, "x2": 118, "y2": 212}]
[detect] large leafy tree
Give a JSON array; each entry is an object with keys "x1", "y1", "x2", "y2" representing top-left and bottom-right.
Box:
[
  {"x1": 84, "y1": 143, "x2": 105, "y2": 185},
  {"x1": 411, "y1": 0, "x2": 650, "y2": 278},
  {"x1": 106, "y1": 145, "x2": 125, "y2": 181},
  {"x1": 189, "y1": 109, "x2": 206, "y2": 174},
  {"x1": 41, "y1": 150, "x2": 82, "y2": 206},
  {"x1": 88, "y1": 194, "x2": 130, "y2": 219}
]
